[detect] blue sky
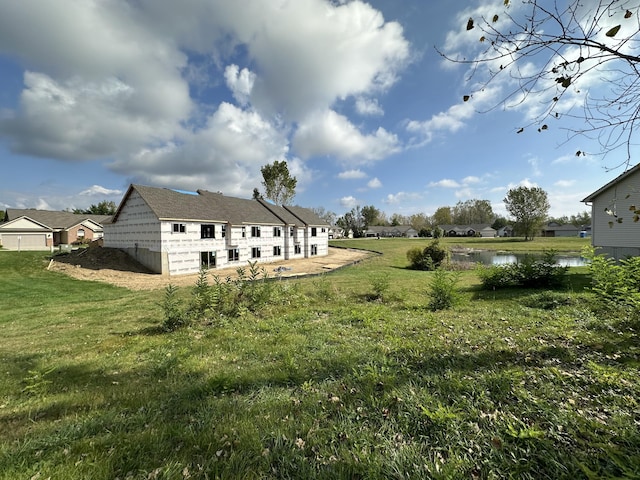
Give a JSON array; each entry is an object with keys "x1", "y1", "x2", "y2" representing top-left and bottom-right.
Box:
[{"x1": 0, "y1": 0, "x2": 634, "y2": 219}]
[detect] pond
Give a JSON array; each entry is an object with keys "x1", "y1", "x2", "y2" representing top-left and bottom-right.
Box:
[{"x1": 450, "y1": 250, "x2": 590, "y2": 267}]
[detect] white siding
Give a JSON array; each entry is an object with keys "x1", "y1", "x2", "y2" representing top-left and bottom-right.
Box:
[
  {"x1": 103, "y1": 190, "x2": 161, "y2": 251},
  {"x1": 591, "y1": 170, "x2": 640, "y2": 257}
]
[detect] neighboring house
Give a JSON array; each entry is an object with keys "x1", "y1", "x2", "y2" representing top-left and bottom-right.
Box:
[
  {"x1": 540, "y1": 222, "x2": 580, "y2": 238},
  {"x1": 0, "y1": 209, "x2": 110, "y2": 251},
  {"x1": 103, "y1": 184, "x2": 330, "y2": 276},
  {"x1": 364, "y1": 225, "x2": 419, "y2": 238},
  {"x1": 439, "y1": 224, "x2": 497, "y2": 238},
  {"x1": 497, "y1": 225, "x2": 514, "y2": 237},
  {"x1": 582, "y1": 163, "x2": 640, "y2": 260}
]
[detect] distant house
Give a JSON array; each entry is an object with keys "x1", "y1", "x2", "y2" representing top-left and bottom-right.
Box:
[
  {"x1": 582, "y1": 163, "x2": 640, "y2": 260},
  {"x1": 364, "y1": 225, "x2": 418, "y2": 238},
  {"x1": 540, "y1": 222, "x2": 580, "y2": 238},
  {"x1": 103, "y1": 184, "x2": 330, "y2": 276},
  {"x1": 0, "y1": 209, "x2": 110, "y2": 251},
  {"x1": 439, "y1": 224, "x2": 496, "y2": 238},
  {"x1": 497, "y1": 225, "x2": 514, "y2": 237}
]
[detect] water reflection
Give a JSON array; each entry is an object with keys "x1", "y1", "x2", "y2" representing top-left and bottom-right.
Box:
[{"x1": 451, "y1": 251, "x2": 589, "y2": 267}]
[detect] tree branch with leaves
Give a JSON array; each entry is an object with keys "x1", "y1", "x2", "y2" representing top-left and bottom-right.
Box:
[{"x1": 440, "y1": 0, "x2": 640, "y2": 167}]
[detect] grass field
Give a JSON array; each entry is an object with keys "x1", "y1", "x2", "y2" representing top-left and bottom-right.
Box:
[{"x1": 1, "y1": 237, "x2": 639, "y2": 479}]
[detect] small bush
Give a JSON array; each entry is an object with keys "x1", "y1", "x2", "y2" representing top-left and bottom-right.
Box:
[
  {"x1": 428, "y1": 268, "x2": 461, "y2": 311},
  {"x1": 368, "y1": 272, "x2": 390, "y2": 301},
  {"x1": 407, "y1": 240, "x2": 449, "y2": 271},
  {"x1": 477, "y1": 250, "x2": 568, "y2": 290}
]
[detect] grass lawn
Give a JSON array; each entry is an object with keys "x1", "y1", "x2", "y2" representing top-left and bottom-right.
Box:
[{"x1": 1, "y1": 239, "x2": 639, "y2": 479}]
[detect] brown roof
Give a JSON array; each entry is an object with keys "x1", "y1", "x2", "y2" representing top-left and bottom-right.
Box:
[
  {"x1": 4, "y1": 209, "x2": 110, "y2": 229},
  {"x1": 112, "y1": 184, "x2": 327, "y2": 226}
]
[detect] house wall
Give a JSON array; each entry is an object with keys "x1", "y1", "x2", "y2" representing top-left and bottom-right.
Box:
[{"x1": 591, "y1": 170, "x2": 640, "y2": 259}]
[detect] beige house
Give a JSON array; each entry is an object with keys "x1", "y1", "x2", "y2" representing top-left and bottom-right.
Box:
[
  {"x1": 103, "y1": 184, "x2": 330, "y2": 276},
  {"x1": 582, "y1": 163, "x2": 640, "y2": 260},
  {"x1": 0, "y1": 209, "x2": 110, "y2": 251}
]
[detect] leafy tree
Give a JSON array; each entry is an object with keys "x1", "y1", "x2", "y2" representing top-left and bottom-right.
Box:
[
  {"x1": 410, "y1": 213, "x2": 430, "y2": 232},
  {"x1": 432, "y1": 206, "x2": 453, "y2": 226},
  {"x1": 252, "y1": 188, "x2": 263, "y2": 200},
  {"x1": 491, "y1": 216, "x2": 509, "y2": 231},
  {"x1": 504, "y1": 186, "x2": 550, "y2": 240},
  {"x1": 452, "y1": 199, "x2": 495, "y2": 225},
  {"x1": 73, "y1": 200, "x2": 117, "y2": 215},
  {"x1": 442, "y1": 0, "x2": 640, "y2": 163},
  {"x1": 310, "y1": 206, "x2": 337, "y2": 225},
  {"x1": 361, "y1": 205, "x2": 381, "y2": 228},
  {"x1": 337, "y1": 206, "x2": 366, "y2": 238},
  {"x1": 260, "y1": 160, "x2": 297, "y2": 206},
  {"x1": 389, "y1": 213, "x2": 407, "y2": 226}
]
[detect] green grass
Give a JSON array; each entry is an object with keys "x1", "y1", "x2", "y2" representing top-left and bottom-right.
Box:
[{"x1": 1, "y1": 242, "x2": 639, "y2": 479}]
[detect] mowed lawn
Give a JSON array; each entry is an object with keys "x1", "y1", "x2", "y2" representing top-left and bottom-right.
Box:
[{"x1": 1, "y1": 238, "x2": 639, "y2": 479}]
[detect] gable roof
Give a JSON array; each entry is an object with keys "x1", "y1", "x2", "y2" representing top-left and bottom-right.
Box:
[
  {"x1": 582, "y1": 163, "x2": 640, "y2": 202},
  {"x1": 3, "y1": 209, "x2": 111, "y2": 230},
  {"x1": 112, "y1": 184, "x2": 328, "y2": 226}
]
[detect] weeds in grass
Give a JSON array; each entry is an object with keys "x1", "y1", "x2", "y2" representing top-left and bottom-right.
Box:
[
  {"x1": 427, "y1": 268, "x2": 461, "y2": 311},
  {"x1": 161, "y1": 284, "x2": 185, "y2": 331},
  {"x1": 477, "y1": 250, "x2": 569, "y2": 290},
  {"x1": 368, "y1": 272, "x2": 390, "y2": 301}
]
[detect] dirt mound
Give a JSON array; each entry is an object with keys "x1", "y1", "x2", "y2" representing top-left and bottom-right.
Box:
[{"x1": 52, "y1": 246, "x2": 153, "y2": 273}]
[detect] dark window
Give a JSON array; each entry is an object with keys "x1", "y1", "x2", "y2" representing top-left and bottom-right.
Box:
[
  {"x1": 221, "y1": 225, "x2": 226, "y2": 238},
  {"x1": 311, "y1": 227, "x2": 317, "y2": 237},
  {"x1": 172, "y1": 223, "x2": 186, "y2": 233},
  {"x1": 273, "y1": 226, "x2": 282, "y2": 237},
  {"x1": 242, "y1": 227, "x2": 246, "y2": 238},
  {"x1": 321, "y1": 228, "x2": 326, "y2": 233},
  {"x1": 228, "y1": 248, "x2": 239, "y2": 262},
  {"x1": 201, "y1": 251, "x2": 216, "y2": 268},
  {"x1": 252, "y1": 247, "x2": 261, "y2": 258},
  {"x1": 273, "y1": 245, "x2": 281, "y2": 256},
  {"x1": 311, "y1": 244, "x2": 318, "y2": 256},
  {"x1": 294, "y1": 244, "x2": 301, "y2": 254},
  {"x1": 251, "y1": 226, "x2": 261, "y2": 237},
  {"x1": 201, "y1": 224, "x2": 215, "y2": 239},
  {"x1": 289, "y1": 226, "x2": 294, "y2": 237}
]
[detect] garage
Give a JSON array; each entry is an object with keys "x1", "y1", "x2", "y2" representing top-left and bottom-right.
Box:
[{"x1": 0, "y1": 232, "x2": 50, "y2": 250}]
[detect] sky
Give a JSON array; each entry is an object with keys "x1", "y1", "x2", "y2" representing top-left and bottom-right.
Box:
[{"x1": 0, "y1": 0, "x2": 636, "y2": 220}]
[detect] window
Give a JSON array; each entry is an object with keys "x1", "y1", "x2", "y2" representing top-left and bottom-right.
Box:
[
  {"x1": 242, "y1": 227, "x2": 246, "y2": 238},
  {"x1": 252, "y1": 247, "x2": 261, "y2": 258},
  {"x1": 311, "y1": 227, "x2": 317, "y2": 237},
  {"x1": 173, "y1": 223, "x2": 186, "y2": 233},
  {"x1": 294, "y1": 244, "x2": 301, "y2": 254},
  {"x1": 311, "y1": 244, "x2": 318, "y2": 256},
  {"x1": 228, "y1": 248, "x2": 239, "y2": 262},
  {"x1": 273, "y1": 226, "x2": 282, "y2": 237},
  {"x1": 273, "y1": 245, "x2": 281, "y2": 256},
  {"x1": 251, "y1": 226, "x2": 261, "y2": 237},
  {"x1": 289, "y1": 226, "x2": 294, "y2": 237},
  {"x1": 201, "y1": 224, "x2": 215, "y2": 239},
  {"x1": 221, "y1": 225, "x2": 226, "y2": 238},
  {"x1": 321, "y1": 228, "x2": 326, "y2": 233},
  {"x1": 77, "y1": 228, "x2": 85, "y2": 238},
  {"x1": 201, "y1": 251, "x2": 216, "y2": 268}
]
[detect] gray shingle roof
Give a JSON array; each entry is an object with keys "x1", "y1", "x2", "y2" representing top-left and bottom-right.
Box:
[
  {"x1": 115, "y1": 184, "x2": 327, "y2": 226},
  {"x1": 4, "y1": 209, "x2": 110, "y2": 229}
]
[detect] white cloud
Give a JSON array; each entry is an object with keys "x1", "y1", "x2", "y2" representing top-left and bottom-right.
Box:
[
  {"x1": 554, "y1": 180, "x2": 576, "y2": 188},
  {"x1": 368, "y1": 177, "x2": 382, "y2": 189},
  {"x1": 462, "y1": 175, "x2": 481, "y2": 185},
  {"x1": 292, "y1": 109, "x2": 401, "y2": 163},
  {"x1": 224, "y1": 64, "x2": 256, "y2": 106},
  {"x1": 340, "y1": 196, "x2": 359, "y2": 209},
  {"x1": 355, "y1": 97, "x2": 384, "y2": 116},
  {"x1": 79, "y1": 185, "x2": 123, "y2": 197},
  {"x1": 383, "y1": 191, "x2": 421, "y2": 205},
  {"x1": 338, "y1": 169, "x2": 367, "y2": 180},
  {"x1": 429, "y1": 179, "x2": 461, "y2": 188}
]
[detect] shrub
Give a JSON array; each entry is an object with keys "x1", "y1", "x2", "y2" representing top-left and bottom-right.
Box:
[
  {"x1": 428, "y1": 268, "x2": 461, "y2": 311},
  {"x1": 583, "y1": 246, "x2": 640, "y2": 316},
  {"x1": 477, "y1": 250, "x2": 568, "y2": 290},
  {"x1": 369, "y1": 272, "x2": 390, "y2": 301},
  {"x1": 407, "y1": 240, "x2": 449, "y2": 271}
]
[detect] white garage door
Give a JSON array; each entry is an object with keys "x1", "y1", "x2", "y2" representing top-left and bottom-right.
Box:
[{"x1": 0, "y1": 233, "x2": 48, "y2": 250}]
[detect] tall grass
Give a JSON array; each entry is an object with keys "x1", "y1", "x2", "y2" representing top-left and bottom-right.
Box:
[{"x1": 1, "y1": 244, "x2": 638, "y2": 479}]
